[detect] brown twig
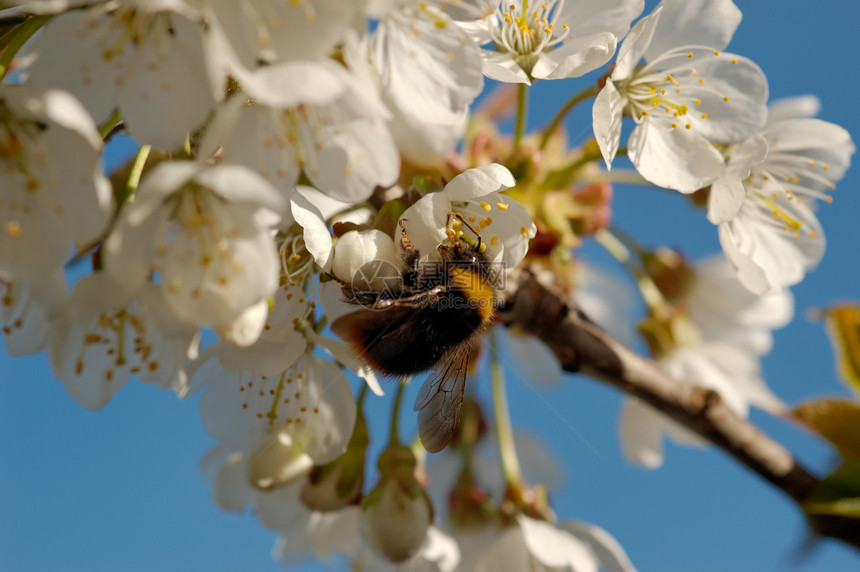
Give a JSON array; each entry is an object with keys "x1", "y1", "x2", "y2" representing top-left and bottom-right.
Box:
[{"x1": 499, "y1": 265, "x2": 859, "y2": 550}]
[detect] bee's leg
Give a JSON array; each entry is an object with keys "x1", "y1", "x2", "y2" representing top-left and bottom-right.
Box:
[
  {"x1": 399, "y1": 219, "x2": 420, "y2": 279},
  {"x1": 454, "y1": 213, "x2": 482, "y2": 252}
]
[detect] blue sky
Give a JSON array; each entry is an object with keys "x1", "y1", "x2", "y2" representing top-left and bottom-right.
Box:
[{"x1": 2, "y1": 1, "x2": 859, "y2": 570}]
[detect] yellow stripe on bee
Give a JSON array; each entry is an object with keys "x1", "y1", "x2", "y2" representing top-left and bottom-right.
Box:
[{"x1": 447, "y1": 267, "x2": 495, "y2": 323}]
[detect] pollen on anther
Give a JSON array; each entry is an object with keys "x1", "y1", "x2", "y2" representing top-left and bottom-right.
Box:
[
  {"x1": 497, "y1": 202, "x2": 509, "y2": 210},
  {"x1": 479, "y1": 201, "x2": 492, "y2": 212},
  {"x1": 713, "y1": 50, "x2": 720, "y2": 56},
  {"x1": 723, "y1": 96, "x2": 730, "y2": 102},
  {"x1": 520, "y1": 226, "x2": 529, "y2": 238},
  {"x1": 685, "y1": 124, "x2": 691, "y2": 129},
  {"x1": 671, "y1": 122, "x2": 678, "y2": 128},
  {"x1": 825, "y1": 196, "x2": 834, "y2": 204},
  {"x1": 242, "y1": 403, "x2": 248, "y2": 409},
  {"x1": 695, "y1": 99, "x2": 702, "y2": 105},
  {"x1": 641, "y1": 110, "x2": 648, "y2": 116},
  {"x1": 698, "y1": 78, "x2": 704, "y2": 84},
  {"x1": 731, "y1": 58, "x2": 738, "y2": 64},
  {"x1": 687, "y1": 52, "x2": 693, "y2": 58},
  {"x1": 701, "y1": 113, "x2": 708, "y2": 119}
]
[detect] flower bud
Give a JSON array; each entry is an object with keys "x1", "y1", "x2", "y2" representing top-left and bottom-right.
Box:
[
  {"x1": 300, "y1": 413, "x2": 369, "y2": 512},
  {"x1": 331, "y1": 230, "x2": 400, "y2": 288},
  {"x1": 360, "y1": 444, "x2": 434, "y2": 563}
]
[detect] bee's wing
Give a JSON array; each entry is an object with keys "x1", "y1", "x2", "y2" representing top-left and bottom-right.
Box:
[{"x1": 413, "y1": 346, "x2": 469, "y2": 453}]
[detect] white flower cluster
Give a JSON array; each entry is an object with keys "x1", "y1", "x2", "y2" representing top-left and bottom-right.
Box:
[{"x1": 0, "y1": 0, "x2": 853, "y2": 568}]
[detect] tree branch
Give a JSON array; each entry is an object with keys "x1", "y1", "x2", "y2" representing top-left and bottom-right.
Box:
[{"x1": 499, "y1": 265, "x2": 859, "y2": 550}]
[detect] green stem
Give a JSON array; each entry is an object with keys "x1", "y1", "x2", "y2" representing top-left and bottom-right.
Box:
[
  {"x1": 593, "y1": 227, "x2": 666, "y2": 312},
  {"x1": 0, "y1": 15, "x2": 50, "y2": 80},
  {"x1": 123, "y1": 144, "x2": 151, "y2": 204},
  {"x1": 98, "y1": 110, "x2": 123, "y2": 142},
  {"x1": 549, "y1": 147, "x2": 628, "y2": 187},
  {"x1": 513, "y1": 83, "x2": 528, "y2": 152},
  {"x1": 489, "y1": 328, "x2": 523, "y2": 487},
  {"x1": 357, "y1": 381, "x2": 369, "y2": 407},
  {"x1": 539, "y1": 84, "x2": 601, "y2": 150},
  {"x1": 389, "y1": 378, "x2": 408, "y2": 445}
]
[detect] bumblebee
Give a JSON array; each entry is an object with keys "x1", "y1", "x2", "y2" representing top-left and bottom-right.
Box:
[{"x1": 332, "y1": 215, "x2": 500, "y2": 453}]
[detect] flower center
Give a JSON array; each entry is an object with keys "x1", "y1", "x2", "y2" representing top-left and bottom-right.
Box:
[
  {"x1": 488, "y1": 1, "x2": 570, "y2": 73},
  {"x1": 619, "y1": 47, "x2": 738, "y2": 131}
]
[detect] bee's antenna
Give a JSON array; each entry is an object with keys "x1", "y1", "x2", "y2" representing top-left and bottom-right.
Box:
[{"x1": 454, "y1": 213, "x2": 482, "y2": 252}]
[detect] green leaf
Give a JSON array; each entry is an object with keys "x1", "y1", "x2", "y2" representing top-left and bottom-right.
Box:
[
  {"x1": 821, "y1": 303, "x2": 860, "y2": 398},
  {"x1": 793, "y1": 398, "x2": 860, "y2": 460}
]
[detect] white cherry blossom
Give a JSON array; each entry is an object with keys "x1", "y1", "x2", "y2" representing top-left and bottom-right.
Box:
[
  {"x1": 717, "y1": 102, "x2": 855, "y2": 293},
  {"x1": 24, "y1": 0, "x2": 219, "y2": 150},
  {"x1": 472, "y1": 515, "x2": 634, "y2": 572},
  {"x1": 197, "y1": 353, "x2": 356, "y2": 492},
  {"x1": 368, "y1": 2, "x2": 484, "y2": 165},
  {"x1": 0, "y1": 86, "x2": 112, "y2": 281},
  {"x1": 200, "y1": 59, "x2": 399, "y2": 205},
  {"x1": 0, "y1": 271, "x2": 65, "y2": 357},
  {"x1": 619, "y1": 256, "x2": 790, "y2": 468},
  {"x1": 458, "y1": 0, "x2": 643, "y2": 85},
  {"x1": 47, "y1": 274, "x2": 199, "y2": 410},
  {"x1": 397, "y1": 164, "x2": 536, "y2": 267},
  {"x1": 200, "y1": 0, "x2": 366, "y2": 71},
  {"x1": 592, "y1": 0, "x2": 769, "y2": 192},
  {"x1": 103, "y1": 161, "x2": 284, "y2": 344}
]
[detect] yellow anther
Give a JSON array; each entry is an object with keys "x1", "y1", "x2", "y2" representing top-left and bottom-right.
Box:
[
  {"x1": 714, "y1": 50, "x2": 720, "y2": 56},
  {"x1": 687, "y1": 52, "x2": 693, "y2": 58},
  {"x1": 825, "y1": 196, "x2": 833, "y2": 204},
  {"x1": 701, "y1": 113, "x2": 708, "y2": 119},
  {"x1": 520, "y1": 226, "x2": 530, "y2": 238},
  {"x1": 731, "y1": 58, "x2": 738, "y2": 64},
  {"x1": 671, "y1": 122, "x2": 678, "y2": 128},
  {"x1": 479, "y1": 201, "x2": 492, "y2": 212},
  {"x1": 695, "y1": 99, "x2": 702, "y2": 105},
  {"x1": 641, "y1": 110, "x2": 649, "y2": 116},
  {"x1": 698, "y1": 78, "x2": 705, "y2": 84},
  {"x1": 685, "y1": 123, "x2": 692, "y2": 129},
  {"x1": 5, "y1": 221, "x2": 22, "y2": 238},
  {"x1": 497, "y1": 202, "x2": 509, "y2": 210},
  {"x1": 723, "y1": 96, "x2": 730, "y2": 102}
]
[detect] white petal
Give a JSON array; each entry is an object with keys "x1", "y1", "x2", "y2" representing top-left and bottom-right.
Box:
[
  {"x1": 235, "y1": 60, "x2": 346, "y2": 108},
  {"x1": 535, "y1": 32, "x2": 617, "y2": 80},
  {"x1": 612, "y1": 5, "x2": 662, "y2": 79},
  {"x1": 618, "y1": 398, "x2": 664, "y2": 468},
  {"x1": 215, "y1": 299, "x2": 269, "y2": 347},
  {"x1": 119, "y1": 14, "x2": 215, "y2": 150},
  {"x1": 559, "y1": 0, "x2": 644, "y2": 39},
  {"x1": 481, "y1": 50, "x2": 531, "y2": 84},
  {"x1": 290, "y1": 193, "x2": 333, "y2": 272},
  {"x1": 644, "y1": 0, "x2": 741, "y2": 61},
  {"x1": 331, "y1": 230, "x2": 399, "y2": 284},
  {"x1": 398, "y1": 192, "x2": 451, "y2": 258},
  {"x1": 592, "y1": 79, "x2": 625, "y2": 169},
  {"x1": 213, "y1": 452, "x2": 255, "y2": 512},
  {"x1": 766, "y1": 95, "x2": 821, "y2": 125},
  {"x1": 560, "y1": 521, "x2": 638, "y2": 572},
  {"x1": 518, "y1": 515, "x2": 598, "y2": 572},
  {"x1": 628, "y1": 121, "x2": 724, "y2": 193},
  {"x1": 444, "y1": 164, "x2": 516, "y2": 201}
]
